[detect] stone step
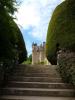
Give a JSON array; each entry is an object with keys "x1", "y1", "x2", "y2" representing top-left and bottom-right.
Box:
[
  {"x1": 8, "y1": 77, "x2": 62, "y2": 83},
  {"x1": 7, "y1": 81, "x2": 74, "y2": 89},
  {"x1": 1, "y1": 64, "x2": 75, "y2": 99},
  {"x1": 13, "y1": 67, "x2": 51, "y2": 72},
  {"x1": 13, "y1": 65, "x2": 53, "y2": 69},
  {"x1": 14, "y1": 67, "x2": 55, "y2": 72},
  {"x1": 12, "y1": 71, "x2": 59, "y2": 74},
  {"x1": 1, "y1": 88, "x2": 75, "y2": 97},
  {"x1": 17, "y1": 64, "x2": 55, "y2": 68},
  {"x1": 13, "y1": 65, "x2": 57, "y2": 71},
  {"x1": 12, "y1": 73, "x2": 60, "y2": 77},
  {"x1": 13, "y1": 65, "x2": 56, "y2": 70},
  {"x1": 1, "y1": 96, "x2": 75, "y2": 100},
  {"x1": 12, "y1": 70, "x2": 57, "y2": 74},
  {"x1": 12, "y1": 67, "x2": 57, "y2": 72},
  {"x1": 12, "y1": 65, "x2": 59, "y2": 77}
]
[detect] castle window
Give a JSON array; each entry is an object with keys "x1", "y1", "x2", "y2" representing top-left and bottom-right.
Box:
[{"x1": 37, "y1": 48, "x2": 39, "y2": 52}]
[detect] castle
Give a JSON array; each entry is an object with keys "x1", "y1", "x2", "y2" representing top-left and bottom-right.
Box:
[{"x1": 32, "y1": 42, "x2": 50, "y2": 65}]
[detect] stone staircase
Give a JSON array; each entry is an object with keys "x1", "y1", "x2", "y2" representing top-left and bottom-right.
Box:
[{"x1": 0, "y1": 64, "x2": 75, "y2": 100}]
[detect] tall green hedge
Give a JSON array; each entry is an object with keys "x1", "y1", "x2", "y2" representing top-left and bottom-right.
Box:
[
  {"x1": 0, "y1": 0, "x2": 27, "y2": 87},
  {"x1": 0, "y1": 12, "x2": 27, "y2": 87},
  {"x1": 46, "y1": 0, "x2": 75, "y2": 64},
  {"x1": 10, "y1": 20, "x2": 27, "y2": 63},
  {"x1": 0, "y1": 0, "x2": 27, "y2": 64},
  {"x1": 0, "y1": 13, "x2": 27, "y2": 64}
]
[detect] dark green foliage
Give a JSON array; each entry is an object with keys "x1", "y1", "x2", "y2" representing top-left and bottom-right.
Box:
[
  {"x1": 46, "y1": 0, "x2": 75, "y2": 64},
  {"x1": 0, "y1": 18, "x2": 27, "y2": 64},
  {"x1": 17, "y1": 28, "x2": 27, "y2": 63},
  {"x1": 10, "y1": 21, "x2": 27, "y2": 63},
  {"x1": 0, "y1": 0, "x2": 17, "y2": 61},
  {"x1": 0, "y1": 0, "x2": 27, "y2": 64},
  {"x1": 0, "y1": 0, "x2": 17, "y2": 15},
  {"x1": 46, "y1": 0, "x2": 75, "y2": 86},
  {"x1": 0, "y1": 18, "x2": 27, "y2": 87},
  {"x1": 0, "y1": 15, "x2": 16, "y2": 61},
  {"x1": 0, "y1": 0, "x2": 27, "y2": 87}
]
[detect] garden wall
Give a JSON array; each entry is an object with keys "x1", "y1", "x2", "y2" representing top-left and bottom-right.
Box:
[{"x1": 57, "y1": 49, "x2": 75, "y2": 85}]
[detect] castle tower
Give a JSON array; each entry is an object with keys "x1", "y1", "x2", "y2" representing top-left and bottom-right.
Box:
[
  {"x1": 32, "y1": 43, "x2": 40, "y2": 64},
  {"x1": 39, "y1": 44, "x2": 43, "y2": 62},
  {"x1": 32, "y1": 43, "x2": 36, "y2": 64},
  {"x1": 32, "y1": 42, "x2": 50, "y2": 65}
]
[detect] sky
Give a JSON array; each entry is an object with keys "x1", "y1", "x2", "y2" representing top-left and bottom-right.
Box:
[{"x1": 15, "y1": 0, "x2": 65, "y2": 55}]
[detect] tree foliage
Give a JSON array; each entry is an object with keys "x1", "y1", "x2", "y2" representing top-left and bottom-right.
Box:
[
  {"x1": 0, "y1": 0, "x2": 27, "y2": 86},
  {"x1": 46, "y1": 0, "x2": 75, "y2": 64},
  {"x1": 0, "y1": 0, "x2": 17, "y2": 15},
  {"x1": 0, "y1": 0, "x2": 27, "y2": 64},
  {"x1": 9, "y1": 20, "x2": 27, "y2": 63}
]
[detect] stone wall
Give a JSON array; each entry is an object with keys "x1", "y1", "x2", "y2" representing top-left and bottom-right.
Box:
[
  {"x1": 57, "y1": 49, "x2": 75, "y2": 85},
  {"x1": 32, "y1": 44, "x2": 40, "y2": 64}
]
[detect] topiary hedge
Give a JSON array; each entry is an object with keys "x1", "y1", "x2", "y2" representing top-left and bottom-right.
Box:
[
  {"x1": 10, "y1": 20, "x2": 27, "y2": 63},
  {"x1": 0, "y1": 17, "x2": 27, "y2": 64},
  {"x1": 46, "y1": 0, "x2": 75, "y2": 65},
  {"x1": 0, "y1": 11, "x2": 27, "y2": 87},
  {"x1": 46, "y1": 0, "x2": 75, "y2": 85}
]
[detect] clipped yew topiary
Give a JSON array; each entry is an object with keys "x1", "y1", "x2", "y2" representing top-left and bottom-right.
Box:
[
  {"x1": 0, "y1": 18, "x2": 27, "y2": 86},
  {"x1": 0, "y1": 17, "x2": 27, "y2": 64},
  {"x1": 46, "y1": 0, "x2": 75, "y2": 64},
  {"x1": 10, "y1": 20, "x2": 27, "y2": 63},
  {"x1": 46, "y1": 0, "x2": 75, "y2": 85},
  {"x1": 0, "y1": 0, "x2": 27, "y2": 87}
]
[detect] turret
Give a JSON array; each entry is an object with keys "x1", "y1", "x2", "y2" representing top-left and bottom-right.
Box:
[{"x1": 32, "y1": 42, "x2": 37, "y2": 52}]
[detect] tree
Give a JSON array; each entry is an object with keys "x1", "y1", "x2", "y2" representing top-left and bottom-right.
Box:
[
  {"x1": 0, "y1": 1, "x2": 27, "y2": 86},
  {"x1": 0, "y1": 0, "x2": 27, "y2": 64},
  {"x1": 0, "y1": 0, "x2": 17, "y2": 15},
  {"x1": 13, "y1": 22, "x2": 27, "y2": 63}
]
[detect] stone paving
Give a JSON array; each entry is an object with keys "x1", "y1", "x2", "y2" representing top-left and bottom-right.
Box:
[
  {"x1": 1, "y1": 96, "x2": 75, "y2": 100},
  {"x1": 0, "y1": 65, "x2": 75, "y2": 100}
]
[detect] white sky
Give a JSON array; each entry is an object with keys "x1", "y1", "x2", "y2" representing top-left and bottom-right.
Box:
[{"x1": 15, "y1": 0, "x2": 65, "y2": 55}]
